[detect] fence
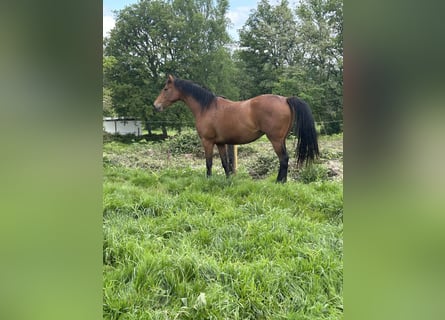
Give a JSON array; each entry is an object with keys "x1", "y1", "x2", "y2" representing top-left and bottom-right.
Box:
[{"x1": 142, "y1": 119, "x2": 343, "y2": 136}]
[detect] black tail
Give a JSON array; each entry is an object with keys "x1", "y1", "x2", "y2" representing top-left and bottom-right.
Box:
[{"x1": 287, "y1": 97, "x2": 319, "y2": 166}]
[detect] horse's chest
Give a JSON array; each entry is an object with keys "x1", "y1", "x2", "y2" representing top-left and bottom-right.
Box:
[{"x1": 195, "y1": 121, "x2": 217, "y2": 140}]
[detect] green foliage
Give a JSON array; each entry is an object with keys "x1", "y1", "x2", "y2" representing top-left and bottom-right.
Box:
[
  {"x1": 295, "y1": 163, "x2": 330, "y2": 184},
  {"x1": 246, "y1": 153, "x2": 277, "y2": 179},
  {"x1": 237, "y1": 0, "x2": 297, "y2": 96},
  {"x1": 102, "y1": 87, "x2": 114, "y2": 117},
  {"x1": 294, "y1": 0, "x2": 343, "y2": 134},
  {"x1": 236, "y1": 0, "x2": 343, "y2": 134},
  {"x1": 103, "y1": 132, "x2": 145, "y2": 144},
  {"x1": 166, "y1": 131, "x2": 203, "y2": 156}
]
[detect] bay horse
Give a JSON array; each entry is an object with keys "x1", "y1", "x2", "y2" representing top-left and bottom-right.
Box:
[{"x1": 154, "y1": 75, "x2": 319, "y2": 182}]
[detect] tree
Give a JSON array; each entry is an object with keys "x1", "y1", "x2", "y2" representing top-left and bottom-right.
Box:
[
  {"x1": 104, "y1": 0, "x2": 236, "y2": 136},
  {"x1": 237, "y1": 0, "x2": 343, "y2": 134},
  {"x1": 293, "y1": 0, "x2": 343, "y2": 134},
  {"x1": 237, "y1": 0, "x2": 298, "y2": 97},
  {"x1": 103, "y1": 56, "x2": 116, "y2": 117}
]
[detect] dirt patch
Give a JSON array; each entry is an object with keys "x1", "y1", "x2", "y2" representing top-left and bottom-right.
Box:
[{"x1": 318, "y1": 134, "x2": 343, "y2": 181}]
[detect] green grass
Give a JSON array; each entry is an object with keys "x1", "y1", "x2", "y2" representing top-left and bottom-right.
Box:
[{"x1": 103, "y1": 134, "x2": 343, "y2": 319}]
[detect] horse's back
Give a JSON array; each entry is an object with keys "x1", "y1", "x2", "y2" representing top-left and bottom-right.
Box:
[
  {"x1": 248, "y1": 95, "x2": 292, "y2": 135},
  {"x1": 250, "y1": 94, "x2": 288, "y2": 109}
]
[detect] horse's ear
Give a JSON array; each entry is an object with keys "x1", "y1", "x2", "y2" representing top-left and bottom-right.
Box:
[{"x1": 167, "y1": 74, "x2": 174, "y2": 83}]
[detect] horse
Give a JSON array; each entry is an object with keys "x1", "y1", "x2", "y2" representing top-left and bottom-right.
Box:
[{"x1": 154, "y1": 75, "x2": 319, "y2": 183}]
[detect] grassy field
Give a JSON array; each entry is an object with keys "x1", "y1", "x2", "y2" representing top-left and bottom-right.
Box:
[{"x1": 103, "y1": 132, "x2": 343, "y2": 319}]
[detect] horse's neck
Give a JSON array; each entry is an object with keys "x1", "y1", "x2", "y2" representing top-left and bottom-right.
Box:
[{"x1": 182, "y1": 95, "x2": 204, "y2": 119}]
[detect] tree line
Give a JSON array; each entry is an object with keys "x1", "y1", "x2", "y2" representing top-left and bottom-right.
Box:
[{"x1": 103, "y1": 0, "x2": 343, "y2": 135}]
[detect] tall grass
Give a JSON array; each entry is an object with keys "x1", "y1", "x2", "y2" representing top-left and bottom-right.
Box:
[{"x1": 103, "y1": 156, "x2": 343, "y2": 319}]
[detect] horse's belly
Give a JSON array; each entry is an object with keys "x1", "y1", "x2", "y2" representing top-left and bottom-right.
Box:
[{"x1": 215, "y1": 130, "x2": 263, "y2": 145}]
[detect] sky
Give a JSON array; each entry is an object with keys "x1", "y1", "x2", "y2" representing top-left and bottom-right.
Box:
[{"x1": 103, "y1": 0, "x2": 263, "y2": 41}]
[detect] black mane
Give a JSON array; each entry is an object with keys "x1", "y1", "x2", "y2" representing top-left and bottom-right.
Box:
[{"x1": 174, "y1": 78, "x2": 216, "y2": 111}]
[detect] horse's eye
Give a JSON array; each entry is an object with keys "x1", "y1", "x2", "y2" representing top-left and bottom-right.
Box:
[{"x1": 164, "y1": 88, "x2": 168, "y2": 91}]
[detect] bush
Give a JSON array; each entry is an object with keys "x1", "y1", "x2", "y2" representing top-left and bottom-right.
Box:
[
  {"x1": 320, "y1": 149, "x2": 343, "y2": 160},
  {"x1": 103, "y1": 131, "x2": 144, "y2": 144},
  {"x1": 319, "y1": 121, "x2": 343, "y2": 135},
  {"x1": 103, "y1": 132, "x2": 115, "y2": 143},
  {"x1": 294, "y1": 164, "x2": 329, "y2": 183},
  {"x1": 166, "y1": 131, "x2": 203, "y2": 156},
  {"x1": 247, "y1": 153, "x2": 277, "y2": 179}
]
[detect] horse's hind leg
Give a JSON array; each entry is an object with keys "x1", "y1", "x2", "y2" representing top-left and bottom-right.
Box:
[
  {"x1": 216, "y1": 144, "x2": 230, "y2": 177},
  {"x1": 270, "y1": 139, "x2": 289, "y2": 183},
  {"x1": 227, "y1": 144, "x2": 235, "y2": 174}
]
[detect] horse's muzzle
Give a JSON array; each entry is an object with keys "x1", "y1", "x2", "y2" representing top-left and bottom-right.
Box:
[{"x1": 153, "y1": 103, "x2": 163, "y2": 112}]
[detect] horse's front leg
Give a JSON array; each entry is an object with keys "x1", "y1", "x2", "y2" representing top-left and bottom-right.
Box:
[
  {"x1": 216, "y1": 144, "x2": 230, "y2": 177},
  {"x1": 202, "y1": 139, "x2": 214, "y2": 177}
]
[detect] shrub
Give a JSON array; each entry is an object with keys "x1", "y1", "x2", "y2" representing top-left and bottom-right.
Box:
[
  {"x1": 294, "y1": 164, "x2": 329, "y2": 183},
  {"x1": 103, "y1": 132, "x2": 115, "y2": 143},
  {"x1": 320, "y1": 149, "x2": 343, "y2": 160},
  {"x1": 103, "y1": 131, "x2": 143, "y2": 144},
  {"x1": 247, "y1": 153, "x2": 277, "y2": 179},
  {"x1": 166, "y1": 131, "x2": 203, "y2": 156},
  {"x1": 320, "y1": 121, "x2": 342, "y2": 135}
]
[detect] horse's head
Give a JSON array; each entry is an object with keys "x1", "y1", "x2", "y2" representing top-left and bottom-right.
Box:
[{"x1": 153, "y1": 75, "x2": 181, "y2": 111}]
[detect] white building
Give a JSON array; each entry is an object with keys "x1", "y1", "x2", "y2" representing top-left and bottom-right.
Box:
[{"x1": 103, "y1": 118, "x2": 143, "y2": 136}]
